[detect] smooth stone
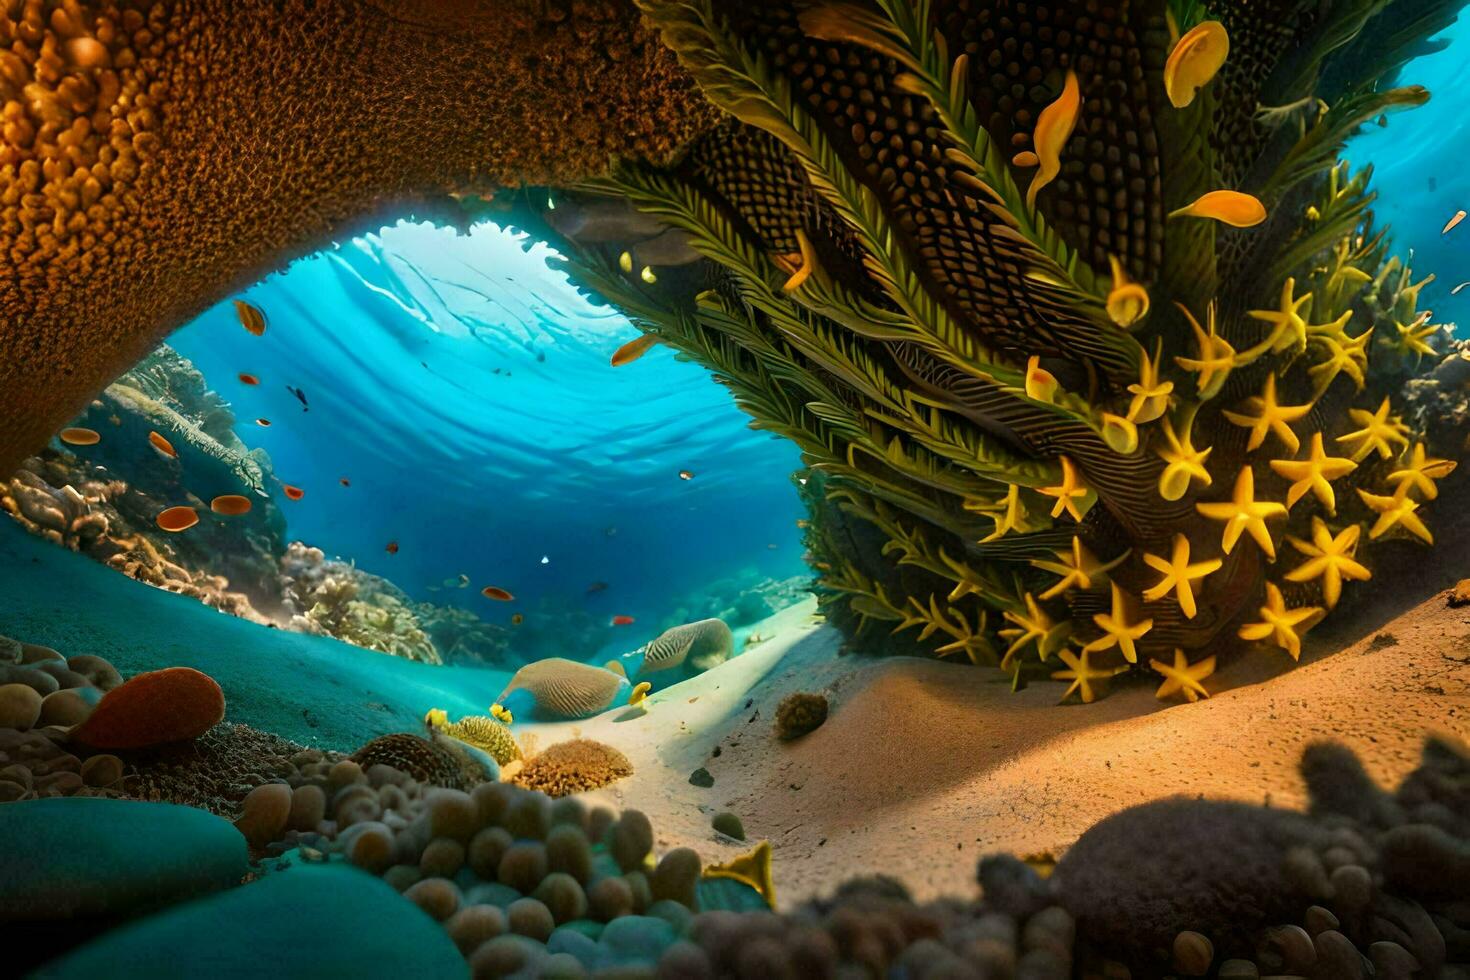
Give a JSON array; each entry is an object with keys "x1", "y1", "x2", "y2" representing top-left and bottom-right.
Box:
[
  {"x1": 1314, "y1": 929, "x2": 1366, "y2": 980},
  {"x1": 65, "y1": 655, "x2": 122, "y2": 690},
  {"x1": 1369, "y1": 940, "x2": 1420, "y2": 980},
  {"x1": 33, "y1": 662, "x2": 92, "y2": 689},
  {"x1": 600, "y1": 915, "x2": 678, "y2": 961},
  {"x1": 20, "y1": 644, "x2": 66, "y2": 665},
  {"x1": 1173, "y1": 930, "x2": 1213, "y2": 975},
  {"x1": 1304, "y1": 905, "x2": 1339, "y2": 936},
  {"x1": 1330, "y1": 864, "x2": 1373, "y2": 915},
  {"x1": 1216, "y1": 959, "x2": 1258, "y2": 979},
  {"x1": 233, "y1": 783, "x2": 292, "y2": 848},
  {"x1": 0, "y1": 635, "x2": 21, "y2": 664},
  {"x1": 32, "y1": 865, "x2": 467, "y2": 978},
  {"x1": 80, "y1": 754, "x2": 124, "y2": 788},
  {"x1": 38, "y1": 689, "x2": 94, "y2": 727},
  {"x1": 0, "y1": 683, "x2": 43, "y2": 730},
  {"x1": 0, "y1": 798, "x2": 247, "y2": 920},
  {"x1": 0, "y1": 664, "x2": 60, "y2": 696}
]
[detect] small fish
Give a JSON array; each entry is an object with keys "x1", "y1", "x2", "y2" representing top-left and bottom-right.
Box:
[
  {"x1": 604, "y1": 526, "x2": 619, "y2": 537},
  {"x1": 385, "y1": 540, "x2": 399, "y2": 554},
  {"x1": 511, "y1": 613, "x2": 524, "y2": 626},
  {"x1": 611, "y1": 334, "x2": 658, "y2": 367},
  {"x1": 339, "y1": 478, "x2": 350, "y2": 487},
  {"x1": 1453, "y1": 282, "x2": 1470, "y2": 296},
  {"x1": 458, "y1": 574, "x2": 470, "y2": 588},
  {"x1": 1168, "y1": 189, "x2": 1267, "y2": 227},
  {"x1": 210, "y1": 494, "x2": 252, "y2": 516},
  {"x1": 59, "y1": 427, "x2": 100, "y2": 446},
  {"x1": 679, "y1": 470, "x2": 694, "y2": 481},
  {"x1": 1443, "y1": 210, "x2": 1466, "y2": 235},
  {"x1": 156, "y1": 505, "x2": 199, "y2": 532},
  {"x1": 148, "y1": 431, "x2": 177, "y2": 458},
  {"x1": 482, "y1": 586, "x2": 514, "y2": 601},
  {"x1": 587, "y1": 581, "x2": 609, "y2": 594},
  {"x1": 611, "y1": 615, "x2": 635, "y2": 626},
  {"x1": 286, "y1": 386, "x2": 309, "y2": 412},
  {"x1": 1164, "y1": 20, "x2": 1229, "y2": 108},
  {"x1": 234, "y1": 299, "x2": 267, "y2": 336},
  {"x1": 282, "y1": 484, "x2": 305, "y2": 501},
  {"x1": 540, "y1": 556, "x2": 550, "y2": 565},
  {"x1": 254, "y1": 418, "x2": 272, "y2": 428},
  {"x1": 1026, "y1": 69, "x2": 1080, "y2": 207},
  {"x1": 238, "y1": 373, "x2": 260, "y2": 386}
]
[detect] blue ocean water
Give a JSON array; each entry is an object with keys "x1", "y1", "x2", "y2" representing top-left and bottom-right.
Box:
[{"x1": 165, "y1": 222, "x2": 810, "y2": 646}]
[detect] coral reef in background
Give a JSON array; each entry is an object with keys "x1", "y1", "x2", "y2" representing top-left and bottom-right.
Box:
[
  {"x1": 0, "y1": 0, "x2": 719, "y2": 476},
  {"x1": 512, "y1": 0, "x2": 1469, "y2": 698}
]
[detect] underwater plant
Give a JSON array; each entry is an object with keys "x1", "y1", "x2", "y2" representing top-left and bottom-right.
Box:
[{"x1": 500, "y1": 0, "x2": 1465, "y2": 698}]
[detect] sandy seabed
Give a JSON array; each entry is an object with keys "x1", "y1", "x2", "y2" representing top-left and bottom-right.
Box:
[{"x1": 526, "y1": 593, "x2": 1468, "y2": 905}]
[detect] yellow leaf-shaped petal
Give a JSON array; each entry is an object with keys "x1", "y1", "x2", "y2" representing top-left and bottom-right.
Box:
[
  {"x1": 1165, "y1": 20, "x2": 1229, "y2": 108},
  {"x1": 1026, "y1": 70, "x2": 1081, "y2": 208},
  {"x1": 1169, "y1": 190, "x2": 1267, "y2": 228},
  {"x1": 1025, "y1": 356, "x2": 1060, "y2": 402},
  {"x1": 1106, "y1": 255, "x2": 1150, "y2": 328}
]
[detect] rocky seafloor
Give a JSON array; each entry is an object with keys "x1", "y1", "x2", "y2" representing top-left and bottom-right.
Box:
[{"x1": 1, "y1": 621, "x2": 1467, "y2": 980}]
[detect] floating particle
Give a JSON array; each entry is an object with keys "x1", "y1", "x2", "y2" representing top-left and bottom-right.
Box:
[
  {"x1": 679, "y1": 470, "x2": 694, "y2": 480},
  {"x1": 238, "y1": 373, "x2": 260, "y2": 386},
  {"x1": 385, "y1": 541, "x2": 398, "y2": 555},
  {"x1": 156, "y1": 506, "x2": 199, "y2": 532},
  {"x1": 511, "y1": 614, "x2": 524, "y2": 626},
  {"x1": 1443, "y1": 210, "x2": 1466, "y2": 235},
  {"x1": 541, "y1": 556, "x2": 550, "y2": 565},
  {"x1": 148, "y1": 431, "x2": 177, "y2": 458},
  {"x1": 59, "y1": 427, "x2": 99, "y2": 446},
  {"x1": 234, "y1": 300, "x2": 267, "y2": 336},
  {"x1": 286, "y1": 386, "x2": 309, "y2": 412},
  {"x1": 612, "y1": 615, "x2": 635, "y2": 626},
  {"x1": 611, "y1": 334, "x2": 657, "y2": 367},
  {"x1": 340, "y1": 478, "x2": 350, "y2": 487},
  {"x1": 256, "y1": 418, "x2": 271, "y2": 427},
  {"x1": 482, "y1": 586, "x2": 514, "y2": 601},
  {"x1": 282, "y1": 485, "x2": 305, "y2": 501},
  {"x1": 1453, "y1": 282, "x2": 1470, "y2": 295},
  {"x1": 210, "y1": 495, "x2": 252, "y2": 516}
]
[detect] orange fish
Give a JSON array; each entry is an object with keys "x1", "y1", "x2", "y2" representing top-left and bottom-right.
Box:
[
  {"x1": 282, "y1": 484, "x2": 305, "y2": 501},
  {"x1": 482, "y1": 586, "x2": 514, "y2": 601},
  {"x1": 59, "y1": 427, "x2": 100, "y2": 446},
  {"x1": 385, "y1": 541, "x2": 399, "y2": 554},
  {"x1": 339, "y1": 478, "x2": 351, "y2": 487},
  {"x1": 611, "y1": 615, "x2": 635, "y2": 626},
  {"x1": 210, "y1": 495, "x2": 253, "y2": 516},
  {"x1": 148, "y1": 431, "x2": 177, "y2": 458},
  {"x1": 611, "y1": 333, "x2": 658, "y2": 367},
  {"x1": 511, "y1": 613, "x2": 524, "y2": 626},
  {"x1": 256, "y1": 418, "x2": 271, "y2": 427},
  {"x1": 238, "y1": 373, "x2": 260, "y2": 386},
  {"x1": 156, "y1": 506, "x2": 199, "y2": 532},
  {"x1": 679, "y1": 470, "x2": 694, "y2": 480},
  {"x1": 234, "y1": 299, "x2": 267, "y2": 336}
]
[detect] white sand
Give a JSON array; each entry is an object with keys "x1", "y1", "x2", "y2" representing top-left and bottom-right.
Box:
[{"x1": 513, "y1": 590, "x2": 1470, "y2": 907}]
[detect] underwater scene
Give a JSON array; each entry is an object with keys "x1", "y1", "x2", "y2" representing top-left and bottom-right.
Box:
[{"x1": 0, "y1": 1, "x2": 1469, "y2": 978}]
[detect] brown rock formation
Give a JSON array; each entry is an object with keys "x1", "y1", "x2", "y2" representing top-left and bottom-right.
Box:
[{"x1": 0, "y1": 0, "x2": 716, "y2": 473}]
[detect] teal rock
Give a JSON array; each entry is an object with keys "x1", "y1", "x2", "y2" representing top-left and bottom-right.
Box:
[
  {"x1": 33, "y1": 865, "x2": 468, "y2": 979},
  {"x1": 599, "y1": 914, "x2": 678, "y2": 964},
  {"x1": 464, "y1": 881, "x2": 525, "y2": 908},
  {"x1": 548, "y1": 925, "x2": 604, "y2": 968},
  {"x1": 0, "y1": 798, "x2": 247, "y2": 921},
  {"x1": 557, "y1": 918, "x2": 605, "y2": 941},
  {"x1": 645, "y1": 899, "x2": 693, "y2": 936},
  {"x1": 696, "y1": 875, "x2": 771, "y2": 912}
]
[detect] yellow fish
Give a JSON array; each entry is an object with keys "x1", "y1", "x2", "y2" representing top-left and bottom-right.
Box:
[
  {"x1": 1164, "y1": 21, "x2": 1229, "y2": 108},
  {"x1": 1026, "y1": 70, "x2": 1080, "y2": 208},
  {"x1": 1169, "y1": 190, "x2": 1267, "y2": 228},
  {"x1": 611, "y1": 334, "x2": 658, "y2": 367},
  {"x1": 703, "y1": 840, "x2": 776, "y2": 909}
]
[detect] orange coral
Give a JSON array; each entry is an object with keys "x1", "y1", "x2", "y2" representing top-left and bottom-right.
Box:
[{"x1": 71, "y1": 666, "x2": 224, "y2": 750}]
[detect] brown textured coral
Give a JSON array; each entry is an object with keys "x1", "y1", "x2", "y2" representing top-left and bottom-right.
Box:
[
  {"x1": 120, "y1": 722, "x2": 312, "y2": 816},
  {"x1": 510, "y1": 739, "x2": 633, "y2": 797},
  {"x1": 0, "y1": 0, "x2": 717, "y2": 475},
  {"x1": 351, "y1": 733, "x2": 479, "y2": 791},
  {"x1": 774, "y1": 692, "x2": 828, "y2": 742}
]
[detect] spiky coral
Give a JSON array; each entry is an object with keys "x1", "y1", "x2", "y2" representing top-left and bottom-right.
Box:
[{"x1": 509, "y1": 0, "x2": 1461, "y2": 701}]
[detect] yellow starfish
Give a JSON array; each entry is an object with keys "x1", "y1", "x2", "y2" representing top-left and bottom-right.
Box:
[
  {"x1": 999, "y1": 592, "x2": 1070, "y2": 668},
  {"x1": 1032, "y1": 538, "x2": 1128, "y2": 600},
  {"x1": 1285, "y1": 517, "x2": 1369, "y2": 608},
  {"x1": 1389, "y1": 311, "x2": 1439, "y2": 361},
  {"x1": 1357, "y1": 488, "x2": 1434, "y2": 544},
  {"x1": 1174, "y1": 301, "x2": 1235, "y2": 399},
  {"x1": 1126, "y1": 339, "x2": 1173, "y2": 423},
  {"x1": 979, "y1": 484, "x2": 1029, "y2": 543},
  {"x1": 1223, "y1": 373, "x2": 1312, "y2": 454},
  {"x1": 1195, "y1": 467, "x2": 1287, "y2": 557},
  {"x1": 1083, "y1": 582, "x2": 1154, "y2": 663},
  {"x1": 1386, "y1": 442, "x2": 1457, "y2": 500},
  {"x1": 1149, "y1": 648, "x2": 1216, "y2": 702},
  {"x1": 1051, "y1": 648, "x2": 1125, "y2": 704},
  {"x1": 1237, "y1": 581, "x2": 1322, "y2": 660},
  {"x1": 1155, "y1": 408, "x2": 1213, "y2": 501},
  {"x1": 1142, "y1": 534, "x2": 1222, "y2": 619},
  {"x1": 1039, "y1": 456, "x2": 1091, "y2": 522},
  {"x1": 1306, "y1": 320, "x2": 1369, "y2": 392},
  {"x1": 1248, "y1": 277, "x2": 1312, "y2": 352},
  {"x1": 1336, "y1": 397, "x2": 1410, "y2": 461},
  {"x1": 1268, "y1": 432, "x2": 1357, "y2": 513}
]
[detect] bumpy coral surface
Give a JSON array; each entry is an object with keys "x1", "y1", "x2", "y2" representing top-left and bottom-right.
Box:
[
  {"x1": 774, "y1": 691, "x2": 829, "y2": 741},
  {"x1": 510, "y1": 739, "x2": 633, "y2": 797},
  {"x1": 526, "y1": 0, "x2": 1467, "y2": 696},
  {"x1": 0, "y1": 0, "x2": 717, "y2": 476}
]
